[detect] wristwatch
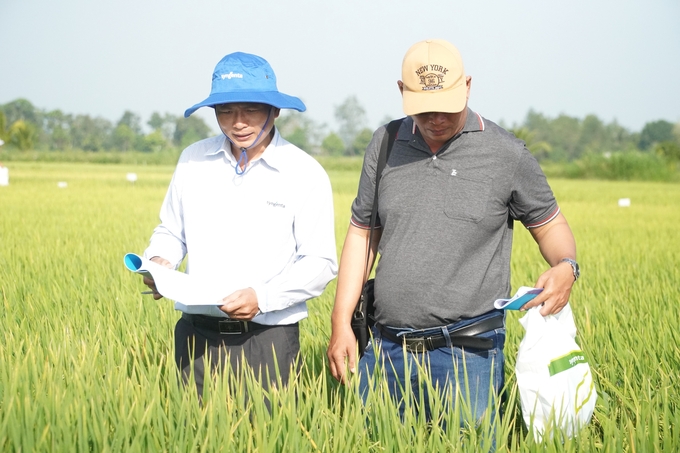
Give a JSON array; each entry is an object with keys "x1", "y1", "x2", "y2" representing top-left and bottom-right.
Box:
[{"x1": 560, "y1": 258, "x2": 580, "y2": 281}]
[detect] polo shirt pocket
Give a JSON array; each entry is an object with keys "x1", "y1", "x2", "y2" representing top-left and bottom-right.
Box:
[{"x1": 443, "y1": 175, "x2": 490, "y2": 223}]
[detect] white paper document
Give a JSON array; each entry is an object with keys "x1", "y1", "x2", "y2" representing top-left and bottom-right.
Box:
[{"x1": 124, "y1": 253, "x2": 225, "y2": 306}]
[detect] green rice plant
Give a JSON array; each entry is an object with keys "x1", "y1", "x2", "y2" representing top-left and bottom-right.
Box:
[{"x1": 0, "y1": 162, "x2": 679, "y2": 451}]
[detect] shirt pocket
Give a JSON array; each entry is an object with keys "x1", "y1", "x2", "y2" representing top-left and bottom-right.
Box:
[{"x1": 442, "y1": 175, "x2": 491, "y2": 223}]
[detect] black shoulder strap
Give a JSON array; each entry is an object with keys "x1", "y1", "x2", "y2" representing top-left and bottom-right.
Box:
[
  {"x1": 364, "y1": 119, "x2": 402, "y2": 280},
  {"x1": 368, "y1": 119, "x2": 402, "y2": 231}
]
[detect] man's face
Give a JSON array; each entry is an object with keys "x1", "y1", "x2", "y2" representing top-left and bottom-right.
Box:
[
  {"x1": 398, "y1": 75, "x2": 472, "y2": 152},
  {"x1": 411, "y1": 110, "x2": 467, "y2": 151},
  {"x1": 215, "y1": 102, "x2": 279, "y2": 150}
]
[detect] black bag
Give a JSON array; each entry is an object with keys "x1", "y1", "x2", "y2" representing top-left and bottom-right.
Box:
[
  {"x1": 351, "y1": 279, "x2": 375, "y2": 355},
  {"x1": 350, "y1": 119, "x2": 401, "y2": 356}
]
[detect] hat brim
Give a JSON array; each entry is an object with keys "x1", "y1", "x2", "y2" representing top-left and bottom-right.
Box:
[
  {"x1": 184, "y1": 91, "x2": 306, "y2": 117},
  {"x1": 402, "y1": 83, "x2": 467, "y2": 116}
]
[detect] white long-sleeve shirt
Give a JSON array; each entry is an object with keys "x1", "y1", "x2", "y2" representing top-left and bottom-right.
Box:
[{"x1": 144, "y1": 129, "x2": 338, "y2": 325}]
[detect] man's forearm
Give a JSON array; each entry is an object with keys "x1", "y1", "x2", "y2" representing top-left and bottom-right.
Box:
[
  {"x1": 529, "y1": 212, "x2": 576, "y2": 266},
  {"x1": 331, "y1": 225, "x2": 376, "y2": 328},
  {"x1": 255, "y1": 256, "x2": 337, "y2": 314}
]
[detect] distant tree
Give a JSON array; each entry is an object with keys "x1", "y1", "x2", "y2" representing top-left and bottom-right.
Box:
[
  {"x1": 579, "y1": 114, "x2": 605, "y2": 152},
  {"x1": 550, "y1": 114, "x2": 581, "y2": 159},
  {"x1": 44, "y1": 110, "x2": 72, "y2": 150},
  {"x1": 1, "y1": 98, "x2": 42, "y2": 127},
  {"x1": 334, "y1": 95, "x2": 367, "y2": 152},
  {"x1": 147, "y1": 112, "x2": 165, "y2": 131},
  {"x1": 117, "y1": 110, "x2": 143, "y2": 136},
  {"x1": 173, "y1": 115, "x2": 212, "y2": 148},
  {"x1": 523, "y1": 109, "x2": 551, "y2": 134},
  {"x1": 8, "y1": 120, "x2": 38, "y2": 150},
  {"x1": 285, "y1": 128, "x2": 310, "y2": 152},
  {"x1": 520, "y1": 110, "x2": 646, "y2": 160},
  {"x1": 71, "y1": 115, "x2": 112, "y2": 151},
  {"x1": 140, "y1": 130, "x2": 169, "y2": 153},
  {"x1": 0, "y1": 111, "x2": 7, "y2": 141},
  {"x1": 321, "y1": 132, "x2": 345, "y2": 156},
  {"x1": 602, "y1": 120, "x2": 635, "y2": 153},
  {"x1": 276, "y1": 111, "x2": 322, "y2": 153},
  {"x1": 655, "y1": 141, "x2": 680, "y2": 162},
  {"x1": 148, "y1": 112, "x2": 176, "y2": 142},
  {"x1": 639, "y1": 120, "x2": 675, "y2": 150},
  {"x1": 350, "y1": 128, "x2": 374, "y2": 155},
  {"x1": 111, "y1": 124, "x2": 137, "y2": 151},
  {"x1": 511, "y1": 127, "x2": 552, "y2": 160}
]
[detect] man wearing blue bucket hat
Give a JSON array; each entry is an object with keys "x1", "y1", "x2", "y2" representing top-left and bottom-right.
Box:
[{"x1": 141, "y1": 52, "x2": 338, "y2": 397}]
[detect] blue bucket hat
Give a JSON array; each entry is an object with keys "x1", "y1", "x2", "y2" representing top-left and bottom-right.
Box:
[{"x1": 184, "y1": 52, "x2": 306, "y2": 118}]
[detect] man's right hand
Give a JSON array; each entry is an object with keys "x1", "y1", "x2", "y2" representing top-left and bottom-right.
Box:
[
  {"x1": 327, "y1": 325, "x2": 358, "y2": 384},
  {"x1": 143, "y1": 256, "x2": 172, "y2": 300}
]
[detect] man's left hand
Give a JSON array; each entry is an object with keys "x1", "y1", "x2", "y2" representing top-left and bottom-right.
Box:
[
  {"x1": 522, "y1": 261, "x2": 574, "y2": 316},
  {"x1": 526, "y1": 212, "x2": 577, "y2": 316},
  {"x1": 219, "y1": 288, "x2": 260, "y2": 321}
]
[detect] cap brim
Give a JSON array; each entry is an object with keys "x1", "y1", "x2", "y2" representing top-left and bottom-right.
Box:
[
  {"x1": 402, "y1": 83, "x2": 467, "y2": 116},
  {"x1": 184, "y1": 91, "x2": 306, "y2": 117}
]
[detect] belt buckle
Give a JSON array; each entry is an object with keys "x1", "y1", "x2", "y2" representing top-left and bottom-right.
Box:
[
  {"x1": 404, "y1": 335, "x2": 440, "y2": 353},
  {"x1": 404, "y1": 336, "x2": 428, "y2": 353},
  {"x1": 218, "y1": 320, "x2": 247, "y2": 335}
]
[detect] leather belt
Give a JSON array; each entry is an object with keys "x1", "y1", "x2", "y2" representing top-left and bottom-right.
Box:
[
  {"x1": 377, "y1": 314, "x2": 504, "y2": 352},
  {"x1": 182, "y1": 313, "x2": 268, "y2": 335}
]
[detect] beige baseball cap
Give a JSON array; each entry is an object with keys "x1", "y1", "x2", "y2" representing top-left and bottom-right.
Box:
[{"x1": 401, "y1": 39, "x2": 467, "y2": 115}]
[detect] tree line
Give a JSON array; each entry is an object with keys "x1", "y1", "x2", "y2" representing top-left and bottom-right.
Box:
[
  {"x1": 1, "y1": 97, "x2": 679, "y2": 164},
  {"x1": 510, "y1": 110, "x2": 680, "y2": 163},
  {"x1": 0, "y1": 99, "x2": 211, "y2": 153}
]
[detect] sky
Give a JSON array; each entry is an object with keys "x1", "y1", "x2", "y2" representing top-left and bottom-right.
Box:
[{"x1": 1, "y1": 0, "x2": 678, "y2": 135}]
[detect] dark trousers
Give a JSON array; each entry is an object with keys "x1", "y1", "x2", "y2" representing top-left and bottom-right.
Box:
[{"x1": 174, "y1": 316, "x2": 300, "y2": 399}]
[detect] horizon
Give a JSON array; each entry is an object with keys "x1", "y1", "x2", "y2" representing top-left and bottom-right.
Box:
[{"x1": 1, "y1": 0, "x2": 678, "y2": 135}]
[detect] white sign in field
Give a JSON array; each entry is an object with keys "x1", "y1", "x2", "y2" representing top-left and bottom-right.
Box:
[{"x1": 0, "y1": 166, "x2": 8, "y2": 186}]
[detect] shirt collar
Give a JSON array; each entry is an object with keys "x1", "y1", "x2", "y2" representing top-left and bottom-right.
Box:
[
  {"x1": 461, "y1": 108, "x2": 485, "y2": 133},
  {"x1": 259, "y1": 128, "x2": 287, "y2": 171},
  {"x1": 403, "y1": 108, "x2": 485, "y2": 137},
  {"x1": 401, "y1": 107, "x2": 485, "y2": 152},
  {"x1": 205, "y1": 128, "x2": 286, "y2": 172}
]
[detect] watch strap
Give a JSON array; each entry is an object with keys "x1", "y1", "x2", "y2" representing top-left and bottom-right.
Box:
[{"x1": 560, "y1": 258, "x2": 580, "y2": 281}]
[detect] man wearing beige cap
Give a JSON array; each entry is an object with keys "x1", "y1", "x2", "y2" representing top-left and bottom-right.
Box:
[{"x1": 327, "y1": 39, "x2": 578, "y2": 425}]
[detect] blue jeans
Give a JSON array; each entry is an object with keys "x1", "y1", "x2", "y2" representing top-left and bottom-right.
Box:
[{"x1": 359, "y1": 311, "x2": 506, "y2": 427}]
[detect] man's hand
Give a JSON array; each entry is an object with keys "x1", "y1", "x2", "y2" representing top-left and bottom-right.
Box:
[
  {"x1": 525, "y1": 212, "x2": 577, "y2": 316},
  {"x1": 327, "y1": 325, "x2": 358, "y2": 384},
  {"x1": 326, "y1": 223, "x2": 376, "y2": 384},
  {"x1": 522, "y1": 261, "x2": 574, "y2": 316},
  {"x1": 143, "y1": 256, "x2": 172, "y2": 300},
  {"x1": 219, "y1": 288, "x2": 260, "y2": 321}
]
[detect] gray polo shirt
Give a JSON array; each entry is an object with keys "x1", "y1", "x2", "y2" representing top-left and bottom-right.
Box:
[{"x1": 351, "y1": 109, "x2": 559, "y2": 329}]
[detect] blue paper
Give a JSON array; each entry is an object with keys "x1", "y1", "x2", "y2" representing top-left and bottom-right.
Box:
[{"x1": 494, "y1": 286, "x2": 543, "y2": 310}]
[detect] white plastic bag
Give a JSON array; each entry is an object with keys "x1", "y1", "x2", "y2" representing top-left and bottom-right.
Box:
[{"x1": 515, "y1": 303, "x2": 597, "y2": 440}]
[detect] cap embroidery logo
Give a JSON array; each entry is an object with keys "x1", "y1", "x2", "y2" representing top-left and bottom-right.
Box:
[
  {"x1": 221, "y1": 72, "x2": 243, "y2": 80},
  {"x1": 451, "y1": 169, "x2": 458, "y2": 176},
  {"x1": 415, "y1": 64, "x2": 448, "y2": 91}
]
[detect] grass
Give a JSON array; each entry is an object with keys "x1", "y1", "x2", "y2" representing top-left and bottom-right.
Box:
[{"x1": 0, "y1": 161, "x2": 679, "y2": 451}]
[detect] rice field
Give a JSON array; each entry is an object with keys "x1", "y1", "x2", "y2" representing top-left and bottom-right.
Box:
[{"x1": 0, "y1": 161, "x2": 679, "y2": 452}]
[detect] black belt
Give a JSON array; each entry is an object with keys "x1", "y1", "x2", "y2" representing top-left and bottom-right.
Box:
[
  {"x1": 377, "y1": 314, "x2": 504, "y2": 353},
  {"x1": 182, "y1": 313, "x2": 268, "y2": 335}
]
